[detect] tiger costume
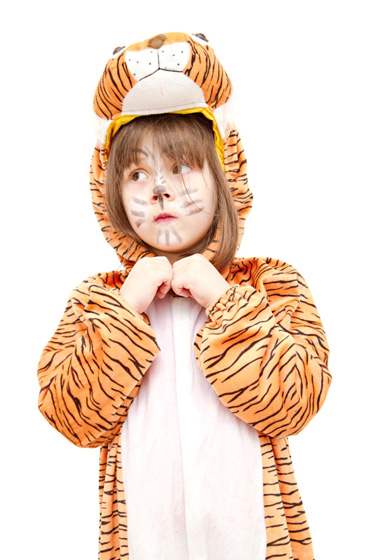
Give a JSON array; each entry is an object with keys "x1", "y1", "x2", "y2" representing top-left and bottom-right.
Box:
[{"x1": 37, "y1": 32, "x2": 331, "y2": 559}]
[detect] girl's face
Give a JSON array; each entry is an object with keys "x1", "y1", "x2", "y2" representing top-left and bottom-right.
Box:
[{"x1": 121, "y1": 136, "x2": 216, "y2": 262}]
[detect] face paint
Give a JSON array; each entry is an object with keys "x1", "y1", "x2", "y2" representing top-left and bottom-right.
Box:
[
  {"x1": 130, "y1": 209, "x2": 146, "y2": 228},
  {"x1": 153, "y1": 182, "x2": 167, "y2": 210},
  {"x1": 121, "y1": 136, "x2": 216, "y2": 262},
  {"x1": 132, "y1": 197, "x2": 149, "y2": 206},
  {"x1": 170, "y1": 227, "x2": 182, "y2": 243},
  {"x1": 181, "y1": 197, "x2": 204, "y2": 213}
]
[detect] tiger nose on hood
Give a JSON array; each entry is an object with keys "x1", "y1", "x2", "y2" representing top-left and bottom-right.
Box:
[{"x1": 90, "y1": 31, "x2": 252, "y2": 266}]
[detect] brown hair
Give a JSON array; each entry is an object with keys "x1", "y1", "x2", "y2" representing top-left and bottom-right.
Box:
[{"x1": 105, "y1": 113, "x2": 239, "y2": 271}]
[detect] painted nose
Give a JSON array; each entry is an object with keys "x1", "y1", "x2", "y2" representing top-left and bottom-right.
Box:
[{"x1": 151, "y1": 184, "x2": 173, "y2": 204}]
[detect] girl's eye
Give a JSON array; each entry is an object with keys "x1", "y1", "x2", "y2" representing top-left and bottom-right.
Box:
[
  {"x1": 131, "y1": 171, "x2": 147, "y2": 182},
  {"x1": 172, "y1": 164, "x2": 191, "y2": 175}
]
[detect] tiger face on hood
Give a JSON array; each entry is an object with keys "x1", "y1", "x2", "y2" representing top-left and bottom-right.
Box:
[{"x1": 90, "y1": 32, "x2": 252, "y2": 266}]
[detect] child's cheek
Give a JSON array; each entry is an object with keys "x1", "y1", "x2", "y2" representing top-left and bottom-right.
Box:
[{"x1": 127, "y1": 196, "x2": 149, "y2": 228}]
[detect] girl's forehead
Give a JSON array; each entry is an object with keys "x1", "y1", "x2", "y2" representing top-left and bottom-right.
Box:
[
  {"x1": 137, "y1": 135, "x2": 157, "y2": 157},
  {"x1": 125, "y1": 135, "x2": 156, "y2": 166},
  {"x1": 132, "y1": 135, "x2": 176, "y2": 165},
  {"x1": 122, "y1": 123, "x2": 208, "y2": 170}
]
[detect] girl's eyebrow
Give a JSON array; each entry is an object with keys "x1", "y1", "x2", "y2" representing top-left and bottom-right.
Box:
[
  {"x1": 134, "y1": 148, "x2": 152, "y2": 158},
  {"x1": 126, "y1": 147, "x2": 152, "y2": 168}
]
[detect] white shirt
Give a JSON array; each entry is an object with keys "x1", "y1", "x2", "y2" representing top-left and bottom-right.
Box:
[{"x1": 121, "y1": 294, "x2": 266, "y2": 560}]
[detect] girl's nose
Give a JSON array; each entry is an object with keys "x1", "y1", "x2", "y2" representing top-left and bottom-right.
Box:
[{"x1": 151, "y1": 183, "x2": 174, "y2": 204}]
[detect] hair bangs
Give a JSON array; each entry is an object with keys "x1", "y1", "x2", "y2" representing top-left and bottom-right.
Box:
[{"x1": 147, "y1": 115, "x2": 213, "y2": 170}]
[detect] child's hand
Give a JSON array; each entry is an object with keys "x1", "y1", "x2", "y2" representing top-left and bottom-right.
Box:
[
  {"x1": 171, "y1": 254, "x2": 230, "y2": 308},
  {"x1": 120, "y1": 257, "x2": 173, "y2": 314}
]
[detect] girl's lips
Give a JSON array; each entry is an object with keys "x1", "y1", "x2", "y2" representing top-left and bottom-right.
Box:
[{"x1": 154, "y1": 213, "x2": 176, "y2": 223}]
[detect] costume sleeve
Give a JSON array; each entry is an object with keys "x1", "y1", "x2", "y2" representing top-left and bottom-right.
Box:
[
  {"x1": 195, "y1": 259, "x2": 331, "y2": 438},
  {"x1": 37, "y1": 273, "x2": 160, "y2": 448}
]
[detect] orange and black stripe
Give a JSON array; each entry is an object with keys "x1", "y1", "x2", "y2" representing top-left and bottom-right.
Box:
[{"x1": 38, "y1": 258, "x2": 330, "y2": 559}]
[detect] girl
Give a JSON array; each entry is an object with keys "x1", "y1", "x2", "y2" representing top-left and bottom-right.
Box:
[{"x1": 37, "y1": 32, "x2": 331, "y2": 560}]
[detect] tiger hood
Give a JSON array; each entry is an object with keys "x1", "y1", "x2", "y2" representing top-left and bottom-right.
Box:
[{"x1": 91, "y1": 31, "x2": 252, "y2": 266}]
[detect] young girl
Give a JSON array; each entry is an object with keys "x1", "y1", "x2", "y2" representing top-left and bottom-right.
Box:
[{"x1": 37, "y1": 32, "x2": 331, "y2": 560}]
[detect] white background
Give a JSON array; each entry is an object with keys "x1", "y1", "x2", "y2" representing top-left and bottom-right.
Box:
[{"x1": 2, "y1": 1, "x2": 372, "y2": 558}]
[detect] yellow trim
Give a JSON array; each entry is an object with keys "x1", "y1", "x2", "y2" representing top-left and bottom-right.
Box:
[{"x1": 105, "y1": 107, "x2": 225, "y2": 170}]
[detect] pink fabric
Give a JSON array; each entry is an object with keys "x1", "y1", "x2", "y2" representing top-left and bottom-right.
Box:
[{"x1": 121, "y1": 294, "x2": 266, "y2": 560}]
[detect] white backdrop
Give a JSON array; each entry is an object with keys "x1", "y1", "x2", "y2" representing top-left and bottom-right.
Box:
[{"x1": 2, "y1": 1, "x2": 372, "y2": 558}]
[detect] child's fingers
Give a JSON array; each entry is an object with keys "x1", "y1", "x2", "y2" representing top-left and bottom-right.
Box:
[
  {"x1": 156, "y1": 280, "x2": 172, "y2": 299},
  {"x1": 120, "y1": 256, "x2": 173, "y2": 312},
  {"x1": 171, "y1": 285, "x2": 191, "y2": 298},
  {"x1": 172, "y1": 254, "x2": 230, "y2": 307}
]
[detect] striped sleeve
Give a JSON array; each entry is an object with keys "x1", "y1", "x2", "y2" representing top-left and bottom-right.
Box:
[
  {"x1": 195, "y1": 260, "x2": 331, "y2": 438},
  {"x1": 37, "y1": 273, "x2": 159, "y2": 448}
]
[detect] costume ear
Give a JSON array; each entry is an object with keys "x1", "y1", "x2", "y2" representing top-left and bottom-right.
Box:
[
  {"x1": 112, "y1": 46, "x2": 126, "y2": 55},
  {"x1": 193, "y1": 33, "x2": 209, "y2": 42}
]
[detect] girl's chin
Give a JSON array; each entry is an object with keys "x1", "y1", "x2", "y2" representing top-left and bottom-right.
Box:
[
  {"x1": 144, "y1": 234, "x2": 208, "y2": 260},
  {"x1": 150, "y1": 245, "x2": 184, "y2": 258}
]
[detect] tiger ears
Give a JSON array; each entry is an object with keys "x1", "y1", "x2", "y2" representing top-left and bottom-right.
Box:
[
  {"x1": 112, "y1": 33, "x2": 208, "y2": 55},
  {"x1": 112, "y1": 45, "x2": 126, "y2": 55},
  {"x1": 193, "y1": 33, "x2": 209, "y2": 42}
]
